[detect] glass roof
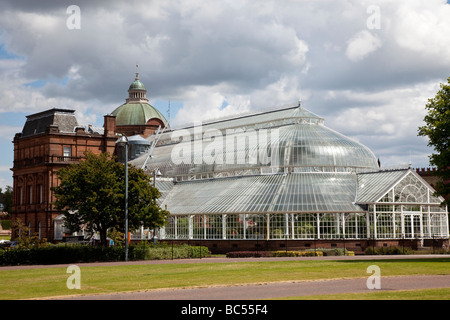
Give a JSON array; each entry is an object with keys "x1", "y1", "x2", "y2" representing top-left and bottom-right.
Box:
[
  {"x1": 357, "y1": 169, "x2": 408, "y2": 203},
  {"x1": 131, "y1": 104, "x2": 379, "y2": 177},
  {"x1": 357, "y1": 169, "x2": 445, "y2": 204},
  {"x1": 161, "y1": 172, "x2": 364, "y2": 215}
]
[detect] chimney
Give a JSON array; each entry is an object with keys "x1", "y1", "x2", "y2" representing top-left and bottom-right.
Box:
[{"x1": 104, "y1": 114, "x2": 116, "y2": 137}]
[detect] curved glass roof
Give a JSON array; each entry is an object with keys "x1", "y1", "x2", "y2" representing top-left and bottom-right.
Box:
[{"x1": 131, "y1": 103, "x2": 379, "y2": 177}]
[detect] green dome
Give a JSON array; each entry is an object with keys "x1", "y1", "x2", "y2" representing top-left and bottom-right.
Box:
[
  {"x1": 111, "y1": 103, "x2": 169, "y2": 127},
  {"x1": 113, "y1": 72, "x2": 170, "y2": 128},
  {"x1": 129, "y1": 80, "x2": 146, "y2": 91}
]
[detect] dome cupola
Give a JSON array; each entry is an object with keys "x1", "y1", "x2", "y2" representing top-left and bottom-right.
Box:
[
  {"x1": 111, "y1": 70, "x2": 170, "y2": 133},
  {"x1": 126, "y1": 72, "x2": 149, "y2": 103}
]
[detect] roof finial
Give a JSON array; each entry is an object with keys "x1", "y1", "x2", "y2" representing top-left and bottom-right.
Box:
[{"x1": 135, "y1": 64, "x2": 139, "y2": 80}]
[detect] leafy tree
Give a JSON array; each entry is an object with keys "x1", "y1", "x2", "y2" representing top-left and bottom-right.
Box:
[
  {"x1": 52, "y1": 151, "x2": 169, "y2": 246},
  {"x1": 0, "y1": 186, "x2": 13, "y2": 215},
  {"x1": 418, "y1": 77, "x2": 450, "y2": 206},
  {"x1": 12, "y1": 218, "x2": 48, "y2": 249}
]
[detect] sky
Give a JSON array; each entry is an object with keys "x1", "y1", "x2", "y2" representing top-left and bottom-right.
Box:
[{"x1": 0, "y1": 0, "x2": 450, "y2": 190}]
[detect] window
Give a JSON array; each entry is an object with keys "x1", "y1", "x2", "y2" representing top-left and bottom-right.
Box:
[
  {"x1": 27, "y1": 186, "x2": 33, "y2": 204},
  {"x1": 63, "y1": 147, "x2": 71, "y2": 158},
  {"x1": 39, "y1": 184, "x2": 43, "y2": 204},
  {"x1": 19, "y1": 187, "x2": 23, "y2": 205}
]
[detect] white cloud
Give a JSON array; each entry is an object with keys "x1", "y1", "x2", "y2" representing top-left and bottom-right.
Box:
[
  {"x1": 325, "y1": 80, "x2": 441, "y2": 167},
  {"x1": 329, "y1": 81, "x2": 439, "y2": 135},
  {"x1": 394, "y1": 0, "x2": 450, "y2": 61},
  {"x1": 346, "y1": 30, "x2": 383, "y2": 62},
  {"x1": 0, "y1": 0, "x2": 449, "y2": 172},
  {"x1": 171, "y1": 83, "x2": 251, "y2": 127}
]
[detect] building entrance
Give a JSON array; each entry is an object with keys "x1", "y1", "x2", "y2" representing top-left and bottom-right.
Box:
[{"x1": 403, "y1": 212, "x2": 422, "y2": 239}]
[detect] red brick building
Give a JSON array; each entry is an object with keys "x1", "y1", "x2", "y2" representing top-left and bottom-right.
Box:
[
  {"x1": 11, "y1": 109, "x2": 117, "y2": 240},
  {"x1": 11, "y1": 73, "x2": 169, "y2": 241}
]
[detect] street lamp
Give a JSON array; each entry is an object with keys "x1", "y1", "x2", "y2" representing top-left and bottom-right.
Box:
[
  {"x1": 116, "y1": 135, "x2": 129, "y2": 262},
  {"x1": 153, "y1": 168, "x2": 162, "y2": 187},
  {"x1": 152, "y1": 168, "x2": 162, "y2": 244}
]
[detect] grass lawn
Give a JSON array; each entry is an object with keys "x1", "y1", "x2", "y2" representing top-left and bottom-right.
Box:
[
  {"x1": 0, "y1": 258, "x2": 449, "y2": 300},
  {"x1": 278, "y1": 288, "x2": 450, "y2": 300}
]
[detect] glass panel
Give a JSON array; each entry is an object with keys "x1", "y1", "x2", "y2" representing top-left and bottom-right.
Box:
[
  {"x1": 269, "y1": 214, "x2": 288, "y2": 239},
  {"x1": 343, "y1": 213, "x2": 367, "y2": 239},
  {"x1": 245, "y1": 214, "x2": 267, "y2": 239},
  {"x1": 319, "y1": 213, "x2": 339, "y2": 239},
  {"x1": 394, "y1": 173, "x2": 428, "y2": 203},
  {"x1": 226, "y1": 214, "x2": 244, "y2": 239},
  {"x1": 293, "y1": 213, "x2": 317, "y2": 239},
  {"x1": 205, "y1": 215, "x2": 223, "y2": 239}
]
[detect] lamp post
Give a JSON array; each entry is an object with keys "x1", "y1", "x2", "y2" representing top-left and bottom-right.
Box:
[
  {"x1": 116, "y1": 135, "x2": 129, "y2": 262},
  {"x1": 152, "y1": 168, "x2": 162, "y2": 187},
  {"x1": 152, "y1": 168, "x2": 162, "y2": 244}
]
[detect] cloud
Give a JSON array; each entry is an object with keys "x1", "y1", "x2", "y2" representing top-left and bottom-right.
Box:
[
  {"x1": 346, "y1": 30, "x2": 382, "y2": 62},
  {"x1": 0, "y1": 0, "x2": 449, "y2": 177},
  {"x1": 324, "y1": 80, "x2": 441, "y2": 167},
  {"x1": 394, "y1": 0, "x2": 450, "y2": 61}
]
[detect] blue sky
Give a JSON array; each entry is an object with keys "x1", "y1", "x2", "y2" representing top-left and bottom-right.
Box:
[{"x1": 1, "y1": 0, "x2": 450, "y2": 190}]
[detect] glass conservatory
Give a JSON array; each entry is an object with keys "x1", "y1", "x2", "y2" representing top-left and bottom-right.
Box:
[{"x1": 130, "y1": 102, "x2": 449, "y2": 243}]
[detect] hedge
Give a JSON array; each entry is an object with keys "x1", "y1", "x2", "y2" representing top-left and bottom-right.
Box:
[
  {"x1": 226, "y1": 251, "x2": 274, "y2": 258},
  {"x1": 365, "y1": 246, "x2": 412, "y2": 255},
  {"x1": 130, "y1": 243, "x2": 210, "y2": 260},
  {"x1": 316, "y1": 248, "x2": 355, "y2": 256},
  {"x1": 225, "y1": 250, "x2": 326, "y2": 258},
  {"x1": 0, "y1": 243, "x2": 210, "y2": 266},
  {"x1": 1, "y1": 220, "x2": 11, "y2": 230},
  {"x1": 272, "y1": 250, "x2": 323, "y2": 257}
]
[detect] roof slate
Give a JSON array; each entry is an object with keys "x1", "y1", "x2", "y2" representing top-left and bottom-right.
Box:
[{"x1": 21, "y1": 108, "x2": 79, "y2": 137}]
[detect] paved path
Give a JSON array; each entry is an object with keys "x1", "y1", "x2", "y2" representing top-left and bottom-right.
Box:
[{"x1": 59, "y1": 274, "x2": 450, "y2": 300}]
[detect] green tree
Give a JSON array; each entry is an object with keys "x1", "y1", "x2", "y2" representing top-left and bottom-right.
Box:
[
  {"x1": 0, "y1": 186, "x2": 12, "y2": 215},
  {"x1": 12, "y1": 218, "x2": 48, "y2": 249},
  {"x1": 418, "y1": 77, "x2": 450, "y2": 206},
  {"x1": 52, "y1": 151, "x2": 169, "y2": 246}
]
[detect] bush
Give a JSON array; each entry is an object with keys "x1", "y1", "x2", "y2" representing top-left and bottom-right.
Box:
[
  {"x1": 1, "y1": 220, "x2": 11, "y2": 230},
  {"x1": 225, "y1": 250, "x2": 326, "y2": 258},
  {"x1": 315, "y1": 248, "x2": 354, "y2": 256},
  {"x1": 226, "y1": 251, "x2": 274, "y2": 258},
  {"x1": 131, "y1": 243, "x2": 210, "y2": 260},
  {"x1": 273, "y1": 250, "x2": 324, "y2": 257},
  {"x1": 0, "y1": 244, "x2": 126, "y2": 266},
  {"x1": 0, "y1": 243, "x2": 210, "y2": 266},
  {"x1": 365, "y1": 246, "x2": 412, "y2": 255}
]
